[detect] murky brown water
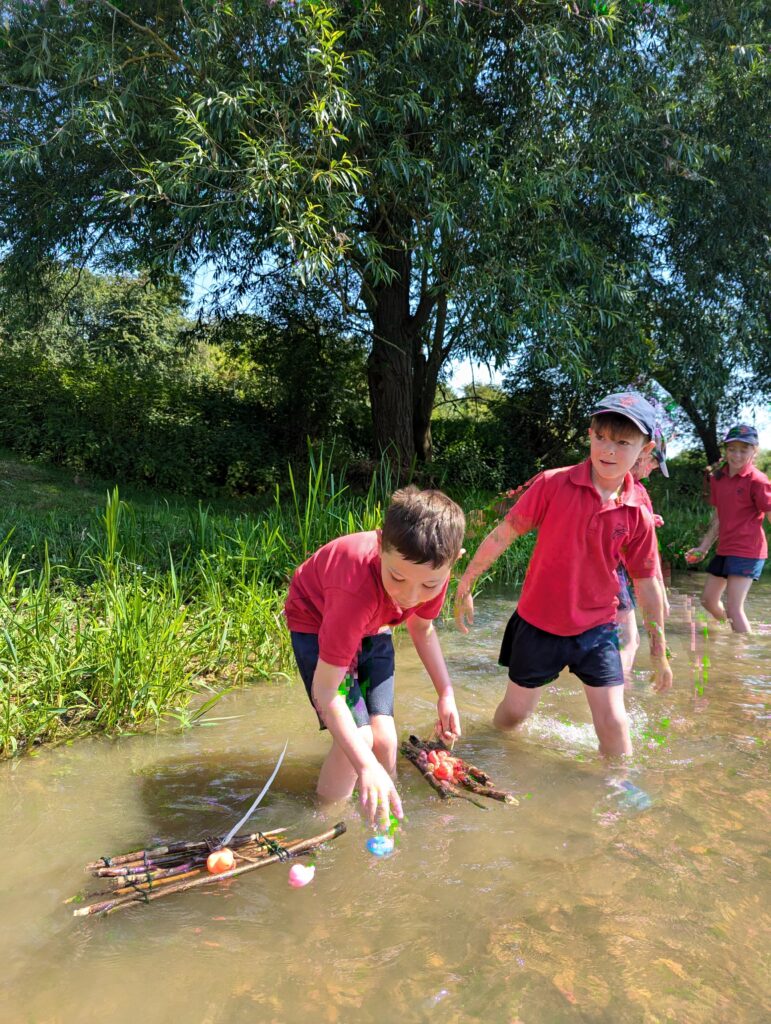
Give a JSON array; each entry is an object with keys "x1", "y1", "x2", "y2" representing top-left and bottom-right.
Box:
[{"x1": 1, "y1": 575, "x2": 769, "y2": 1024}]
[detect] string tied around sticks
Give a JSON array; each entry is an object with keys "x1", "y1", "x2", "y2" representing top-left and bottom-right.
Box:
[{"x1": 257, "y1": 832, "x2": 289, "y2": 861}]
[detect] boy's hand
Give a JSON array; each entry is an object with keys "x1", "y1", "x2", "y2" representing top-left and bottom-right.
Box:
[
  {"x1": 685, "y1": 547, "x2": 705, "y2": 564},
  {"x1": 651, "y1": 655, "x2": 673, "y2": 693},
  {"x1": 435, "y1": 690, "x2": 461, "y2": 744},
  {"x1": 454, "y1": 588, "x2": 474, "y2": 634},
  {"x1": 359, "y1": 763, "x2": 403, "y2": 831}
]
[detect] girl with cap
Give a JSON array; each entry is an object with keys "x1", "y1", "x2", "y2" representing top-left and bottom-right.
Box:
[{"x1": 686, "y1": 425, "x2": 771, "y2": 633}]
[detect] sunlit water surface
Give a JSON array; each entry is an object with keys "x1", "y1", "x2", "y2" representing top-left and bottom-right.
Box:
[{"x1": 1, "y1": 576, "x2": 769, "y2": 1024}]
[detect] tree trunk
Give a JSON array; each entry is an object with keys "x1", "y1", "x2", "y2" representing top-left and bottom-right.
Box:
[
  {"x1": 363, "y1": 214, "x2": 447, "y2": 465},
  {"x1": 412, "y1": 291, "x2": 449, "y2": 463},
  {"x1": 675, "y1": 392, "x2": 721, "y2": 464},
  {"x1": 367, "y1": 280, "x2": 415, "y2": 465}
]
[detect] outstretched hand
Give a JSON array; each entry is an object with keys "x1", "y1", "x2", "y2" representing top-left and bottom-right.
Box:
[
  {"x1": 358, "y1": 763, "x2": 403, "y2": 831},
  {"x1": 652, "y1": 657, "x2": 673, "y2": 693},
  {"x1": 435, "y1": 691, "x2": 461, "y2": 745}
]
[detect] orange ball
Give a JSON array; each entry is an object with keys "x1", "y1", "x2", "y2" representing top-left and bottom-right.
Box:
[{"x1": 206, "y1": 848, "x2": 236, "y2": 874}]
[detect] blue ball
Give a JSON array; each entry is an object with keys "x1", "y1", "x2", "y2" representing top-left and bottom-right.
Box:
[{"x1": 366, "y1": 835, "x2": 395, "y2": 857}]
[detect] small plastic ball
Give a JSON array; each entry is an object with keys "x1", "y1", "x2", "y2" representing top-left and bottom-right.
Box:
[
  {"x1": 366, "y1": 835, "x2": 395, "y2": 857},
  {"x1": 206, "y1": 848, "x2": 235, "y2": 874},
  {"x1": 288, "y1": 863, "x2": 316, "y2": 887}
]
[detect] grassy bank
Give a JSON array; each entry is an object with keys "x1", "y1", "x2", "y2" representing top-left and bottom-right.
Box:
[{"x1": 0, "y1": 450, "x2": 746, "y2": 758}]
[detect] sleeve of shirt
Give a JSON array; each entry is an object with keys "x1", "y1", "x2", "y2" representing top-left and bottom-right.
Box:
[
  {"x1": 637, "y1": 482, "x2": 654, "y2": 514},
  {"x1": 751, "y1": 474, "x2": 771, "y2": 512},
  {"x1": 317, "y1": 588, "x2": 380, "y2": 668},
  {"x1": 623, "y1": 508, "x2": 659, "y2": 580},
  {"x1": 413, "y1": 578, "x2": 450, "y2": 621},
  {"x1": 709, "y1": 475, "x2": 718, "y2": 508},
  {"x1": 504, "y1": 472, "x2": 549, "y2": 534}
]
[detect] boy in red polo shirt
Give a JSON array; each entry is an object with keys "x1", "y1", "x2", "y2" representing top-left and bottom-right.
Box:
[
  {"x1": 285, "y1": 486, "x2": 465, "y2": 827},
  {"x1": 686, "y1": 424, "x2": 771, "y2": 633},
  {"x1": 455, "y1": 393, "x2": 672, "y2": 757}
]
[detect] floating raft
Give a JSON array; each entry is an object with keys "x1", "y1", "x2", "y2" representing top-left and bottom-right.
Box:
[
  {"x1": 401, "y1": 736, "x2": 518, "y2": 808},
  {"x1": 70, "y1": 822, "x2": 346, "y2": 917}
]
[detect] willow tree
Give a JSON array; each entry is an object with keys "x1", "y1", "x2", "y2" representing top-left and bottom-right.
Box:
[
  {"x1": 637, "y1": 0, "x2": 770, "y2": 460},
  {"x1": 1, "y1": 1, "x2": 690, "y2": 462}
]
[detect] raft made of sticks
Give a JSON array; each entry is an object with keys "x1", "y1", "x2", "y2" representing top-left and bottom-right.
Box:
[
  {"x1": 71, "y1": 822, "x2": 346, "y2": 917},
  {"x1": 401, "y1": 736, "x2": 518, "y2": 807}
]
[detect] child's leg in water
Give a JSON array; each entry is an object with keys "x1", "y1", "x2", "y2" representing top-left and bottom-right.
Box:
[
  {"x1": 317, "y1": 724, "x2": 374, "y2": 803},
  {"x1": 724, "y1": 575, "x2": 754, "y2": 633},
  {"x1": 493, "y1": 681, "x2": 542, "y2": 730},
  {"x1": 701, "y1": 574, "x2": 728, "y2": 622},
  {"x1": 616, "y1": 608, "x2": 640, "y2": 680},
  {"x1": 583, "y1": 683, "x2": 632, "y2": 757}
]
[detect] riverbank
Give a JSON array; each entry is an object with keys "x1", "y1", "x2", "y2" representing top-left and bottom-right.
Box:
[{"x1": 1, "y1": 451, "x2": 763, "y2": 757}]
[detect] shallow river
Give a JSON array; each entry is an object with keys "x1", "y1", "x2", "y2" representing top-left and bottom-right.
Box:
[{"x1": 1, "y1": 576, "x2": 769, "y2": 1024}]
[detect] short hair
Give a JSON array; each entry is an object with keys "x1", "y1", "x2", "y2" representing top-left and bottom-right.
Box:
[
  {"x1": 590, "y1": 412, "x2": 649, "y2": 441},
  {"x1": 381, "y1": 486, "x2": 465, "y2": 568}
]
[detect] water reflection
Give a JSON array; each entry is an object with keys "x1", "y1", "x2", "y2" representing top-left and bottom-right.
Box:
[{"x1": 0, "y1": 575, "x2": 768, "y2": 1023}]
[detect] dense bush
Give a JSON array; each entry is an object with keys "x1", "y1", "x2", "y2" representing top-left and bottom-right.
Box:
[{"x1": 0, "y1": 270, "x2": 372, "y2": 495}]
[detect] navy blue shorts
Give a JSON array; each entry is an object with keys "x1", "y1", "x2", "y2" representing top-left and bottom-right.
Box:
[
  {"x1": 498, "y1": 611, "x2": 624, "y2": 689},
  {"x1": 616, "y1": 564, "x2": 636, "y2": 612},
  {"x1": 290, "y1": 631, "x2": 395, "y2": 730},
  {"x1": 706, "y1": 555, "x2": 765, "y2": 581}
]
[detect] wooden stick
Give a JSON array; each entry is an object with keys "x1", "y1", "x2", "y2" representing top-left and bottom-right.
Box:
[
  {"x1": 85, "y1": 827, "x2": 288, "y2": 871},
  {"x1": 411, "y1": 735, "x2": 493, "y2": 784},
  {"x1": 112, "y1": 869, "x2": 201, "y2": 896},
  {"x1": 400, "y1": 744, "x2": 487, "y2": 809},
  {"x1": 403, "y1": 737, "x2": 516, "y2": 806},
  {"x1": 74, "y1": 823, "x2": 346, "y2": 917}
]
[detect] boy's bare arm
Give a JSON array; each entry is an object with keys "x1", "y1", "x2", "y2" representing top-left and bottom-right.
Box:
[
  {"x1": 406, "y1": 615, "x2": 460, "y2": 742},
  {"x1": 311, "y1": 659, "x2": 403, "y2": 827},
  {"x1": 686, "y1": 513, "x2": 719, "y2": 561},
  {"x1": 454, "y1": 518, "x2": 520, "y2": 633},
  {"x1": 633, "y1": 576, "x2": 673, "y2": 693}
]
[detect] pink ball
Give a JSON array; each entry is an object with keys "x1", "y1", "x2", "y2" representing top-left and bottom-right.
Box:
[{"x1": 288, "y1": 863, "x2": 315, "y2": 888}]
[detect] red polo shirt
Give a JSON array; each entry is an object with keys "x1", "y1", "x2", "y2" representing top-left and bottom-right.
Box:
[
  {"x1": 505, "y1": 459, "x2": 658, "y2": 636},
  {"x1": 710, "y1": 464, "x2": 771, "y2": 558},
  {"x1": 284, "y1": 531, "x2": 449, "y2": 667}
]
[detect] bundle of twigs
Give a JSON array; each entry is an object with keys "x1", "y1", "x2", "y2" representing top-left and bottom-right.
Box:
[
  {"x1": 401, "y1": 736, "x2": 518, "y2": 807},
  {"x1": 70, "y1": 822, "x2": 346, "y2": 917}
]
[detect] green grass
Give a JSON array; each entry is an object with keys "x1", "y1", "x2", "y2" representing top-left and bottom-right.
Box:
[{"x1": 0, "y1": 448, "x2": 401, "y2": 756}]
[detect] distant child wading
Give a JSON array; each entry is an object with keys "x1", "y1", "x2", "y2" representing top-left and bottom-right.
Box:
[{"x1": 687, "y1": 424, "x2": 771, "y2": 633}]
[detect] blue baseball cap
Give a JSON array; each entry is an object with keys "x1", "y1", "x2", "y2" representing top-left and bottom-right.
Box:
[
  {"x1": 723, "y1": 424, "x2": 759, "y2": 446},
  {"x1": 591, "y1": 392, "x2": 669, "y2": 477}
]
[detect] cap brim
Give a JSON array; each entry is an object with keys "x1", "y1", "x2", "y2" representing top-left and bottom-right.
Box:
[{"x1": 592, "y1": 406, "x2": 649, "y2": 435}]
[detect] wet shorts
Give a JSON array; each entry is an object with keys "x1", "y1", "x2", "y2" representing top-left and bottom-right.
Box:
[
  {"x1": 616, "y1": 564, "x2": 636, "y2": 612},
  {"x1": 498, "y1": 611, "x2": 624, "y2": 689},
  {"x1": 290, "y1": 631, "x2": 395, "y2": 730},
  {"x1": 706, "y1": 555, "x2": 765, "y2": 581}
]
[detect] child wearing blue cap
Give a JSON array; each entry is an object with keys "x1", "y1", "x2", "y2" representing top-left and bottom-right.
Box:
[
  {"x1": 687, "y1": 424, "x2": 771, "y2": 633},
  {"x1": 456, "y1": 391, "x2": 672, "y2": 758}
]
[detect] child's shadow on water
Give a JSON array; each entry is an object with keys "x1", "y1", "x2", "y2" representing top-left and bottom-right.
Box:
[{"x1": 133, "y1": 753, "x2": 322, "y2": 841}]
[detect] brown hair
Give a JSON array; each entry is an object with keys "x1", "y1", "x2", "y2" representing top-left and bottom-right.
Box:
[
  {"x1": 381, "y1": 486, "x2": 465, "y2": 568},
  {"x1": 590, "y1": 412, "x2": 649, "y2": 441}
]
